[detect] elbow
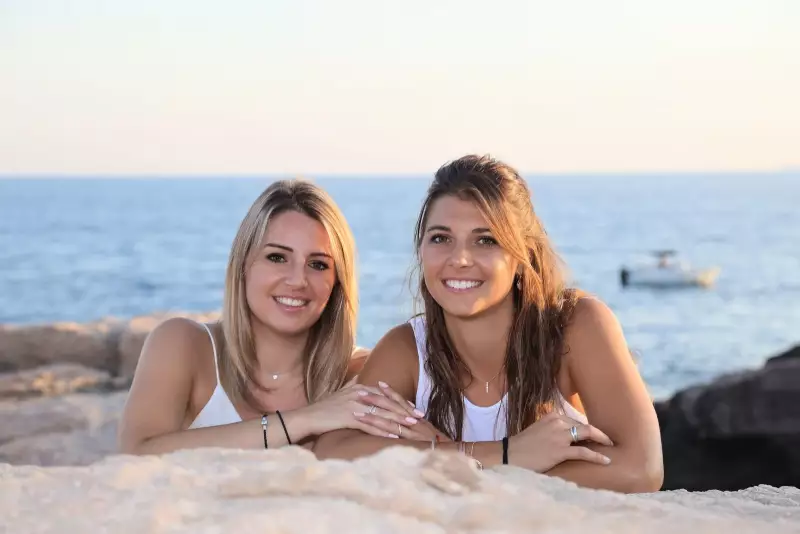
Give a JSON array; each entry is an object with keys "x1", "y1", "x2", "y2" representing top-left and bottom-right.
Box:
[
  {"x1": 311, "y1": 429, "x2": 352, "y2": 460},
  {"x1": 311, "y1": 429, "x2": 359, "y2": 460},
  {"x1": 627, "y1": 456, "x2": 664, "y2": 493},
  {"x1": 116, "y1": 428, "x2": 149, "y2": 456}
]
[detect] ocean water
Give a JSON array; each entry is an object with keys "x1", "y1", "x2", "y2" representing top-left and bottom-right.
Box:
[{"x1": 1, "y1": 173, "x2": 798, "y2": 399}]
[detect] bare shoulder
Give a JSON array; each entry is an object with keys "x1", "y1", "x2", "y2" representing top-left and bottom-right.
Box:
[
  {"x1": 567, "y1": 297, "x2": 621, "y2": 334},
  {"x1": 562, "y1": 296, "x2": 633, "y2": 379},
  {"x1": 137, "y1": 317, "x2": 213, "y2": 372},
  {"x1": 357, "y1": 322, "x2": 419, "y2": 399}
]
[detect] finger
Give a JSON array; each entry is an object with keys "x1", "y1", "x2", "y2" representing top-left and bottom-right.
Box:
[
  {"x1": 378, "y1": 381, "x2": 424, "y2": 418},
  {"x1": 357, "y1": 392, "x2": 417, "y2": 418},
  {"x1": 351, "y1": 418, "x2": 399, "y2": 439},
  {"x1": 562, "y1": 445, "x2": 612, "y2": 465},
  {"x1": 353, "y1": 384, "x2": 385, "y2": 396},
  {"x1": 363, "y1": 405, "x2": 419, "y2": 427},
  {"x1": 354, "y1": 412, "x2": 417, "y2": 437},
  {"x1": 571, "y1": 423, "x2": 614, "y2": 447}
]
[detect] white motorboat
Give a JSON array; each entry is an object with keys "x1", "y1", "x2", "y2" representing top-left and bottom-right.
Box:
[{"x1": 620, "y1": 250, "x2": 720, "y2": 289}]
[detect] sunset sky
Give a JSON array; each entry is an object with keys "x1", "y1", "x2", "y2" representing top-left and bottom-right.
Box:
[{"x1": 2, "y1": 0, "x2": 798, "y2": 175}]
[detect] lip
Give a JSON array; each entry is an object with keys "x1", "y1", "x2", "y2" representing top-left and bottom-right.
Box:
[
  {"x1": 441, "y1": 279, "x2": 484, "y2": 293},
  {"x1": 272, "y1": 295, "x2": 310, "y2": 312}
]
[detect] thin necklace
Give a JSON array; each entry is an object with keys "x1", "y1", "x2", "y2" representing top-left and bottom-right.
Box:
[
  {"x1": 261, "y1": 362, "x2": 303, "y2": 382},
  {"x1": 473, "y1": 367, "x2": 505, "y2": 394}
]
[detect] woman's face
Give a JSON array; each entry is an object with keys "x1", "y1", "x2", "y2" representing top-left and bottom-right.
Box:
[
  {"x1": 419, "y1": 195, "x2": 519, "y2": 319},
  {"x1": 245, "y1": 210, "x2": 337, "y2": 337}
]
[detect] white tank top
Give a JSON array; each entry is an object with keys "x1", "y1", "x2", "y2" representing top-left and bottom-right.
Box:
[
  {"x1": 188, "y1": 323, "x2": 243, "y2": 429},
  {"x1": 410, "y1": 316, "x2": 588, "y2": 442}
]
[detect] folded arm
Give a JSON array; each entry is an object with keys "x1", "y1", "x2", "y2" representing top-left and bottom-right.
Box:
[{"x1": 541, "y1": 298, "x2": 664, "y2": 492}]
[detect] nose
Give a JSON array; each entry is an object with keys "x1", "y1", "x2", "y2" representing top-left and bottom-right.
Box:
[
  {"x1": 447, "y1": 243, "x2": 473, "y2": 268},
  {"x1": 284, "y1": 262, "x2": 309, "y2": 289}
]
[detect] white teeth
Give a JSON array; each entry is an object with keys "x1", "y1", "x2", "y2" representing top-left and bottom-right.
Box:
[
  {"x1": 275, "y1": 297, "x2": 308, "y2": 307},
  {"x1": 445, "y1": 280, "x2": 482, "y2": 290}
]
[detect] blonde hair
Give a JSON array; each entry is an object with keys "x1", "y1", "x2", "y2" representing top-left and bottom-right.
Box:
[{"x1": 220, "y1": 179, "x2": 358, "y2": 407}]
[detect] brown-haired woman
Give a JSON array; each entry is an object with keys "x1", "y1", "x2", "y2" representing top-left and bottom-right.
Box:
[
  {"x1": 118, "y1": 179, "x2": 410, "y2": 454},
  {"x1": 314, "y1": 155, "x2": 664, "y2": 493}
]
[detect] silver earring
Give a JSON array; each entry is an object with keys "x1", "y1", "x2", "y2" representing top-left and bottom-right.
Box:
[{"x1": 516, "y1": 277, "x2": 522, "y2": 290}]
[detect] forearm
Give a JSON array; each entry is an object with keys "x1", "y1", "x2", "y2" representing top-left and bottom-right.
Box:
[
  {"x1": 125, "y1": 411, "x2": 312, "y2": 455},
  {"x1": 543, "y1": 444, "x2": 663, "y2": 493}
]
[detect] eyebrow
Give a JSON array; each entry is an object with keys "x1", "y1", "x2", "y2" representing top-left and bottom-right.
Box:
[
  {"x1": 425, "y1": 225, "x2": 492, "y2": 234},
  {"x1": 263, "y1": 242, "x2": 333, "y2": 259}
]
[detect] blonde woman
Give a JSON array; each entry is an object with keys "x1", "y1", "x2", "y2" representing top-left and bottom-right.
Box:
[{"x1": 119, "y1": 180, "x2": 420, "y2": 454}]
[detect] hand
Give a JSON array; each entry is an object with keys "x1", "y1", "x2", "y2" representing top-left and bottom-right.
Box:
[
  {"x1": 355, "y1": 381, "x2": 449, "y2": 442},
  {"x1": 508, "y1": 411, "x2": 614, "y2": 472},
  {"x1": 291, "y1": 380, "x2": 417, "y2": 439}
]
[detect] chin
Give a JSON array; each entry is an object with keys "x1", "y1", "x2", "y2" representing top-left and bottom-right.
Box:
[
  {"x1": 264, "y1": 318, "x2": 317, "y2": 338},
  {"x1": 435, "y1": 297, "x2": 485, "y2": 319}
]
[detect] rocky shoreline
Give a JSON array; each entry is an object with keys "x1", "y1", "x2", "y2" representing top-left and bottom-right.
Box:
[{"x1": 0, "y1": 312, "x2": 798, "y2": 491}]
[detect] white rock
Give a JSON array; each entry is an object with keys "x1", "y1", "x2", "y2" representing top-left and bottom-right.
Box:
[{"x1": 1, "y1": 447, "x2": 798, "y2": 533}]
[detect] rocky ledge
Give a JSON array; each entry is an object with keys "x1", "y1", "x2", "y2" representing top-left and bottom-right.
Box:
[{"x1": 2, "y1": 447, "x2": 799, "y2": 533}]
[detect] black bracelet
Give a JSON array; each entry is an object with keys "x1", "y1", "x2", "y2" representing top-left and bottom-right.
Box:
[
  {"x1": 261, "y1": 414, "x2": 269, "y2": 449},
  {"x1": 276, "y1": 410, "x2": 292, "y2": 445},
  {"x1": 502, "y1": 436, "x2": 509, "y2": 465}
]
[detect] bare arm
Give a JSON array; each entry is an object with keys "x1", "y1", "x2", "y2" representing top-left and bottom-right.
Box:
[
  {"x1": 541, "y1": 299, "x2": 664, "y2": 492},
  {"x1": 314, "y1": 324, "x2": 445, "y2": 458},
  {"x1": 117, "y1": 318, "x2": 305, "y2": 455}
]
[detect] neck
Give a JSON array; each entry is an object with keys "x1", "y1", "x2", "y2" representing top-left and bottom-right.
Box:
[
  {"x1": 250, "y1": 318, "x2": 308, "y2": 382},
  {"x1": 443, "y1": 294, "x2": 514, "y2": 381}
]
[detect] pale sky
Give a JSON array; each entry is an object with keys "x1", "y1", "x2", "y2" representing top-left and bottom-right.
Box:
[{"x1": 1, "y1": 0, "x2": 798, "y2": 175}]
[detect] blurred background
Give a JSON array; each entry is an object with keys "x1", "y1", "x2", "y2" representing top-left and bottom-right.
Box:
[
  {"x1": 0, "y1": 0, "x2": 798, "y2": 488},
  {"x1": 3, "y1": 0, "x2": 799, "y2": 399}
]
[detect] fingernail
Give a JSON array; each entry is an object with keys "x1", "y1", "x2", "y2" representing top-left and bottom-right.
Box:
[
  {"x1": 413, "y1": 409, "x2": 425, "y2": 418},
  {"x1": 405, "y1": 417, "x2": 418, "y2": 424},
  {"x1": 378, "y1": 381, "x2": 388, "y2": 388},
  {"x1": 357, "y1": 390, "x2": 368, "y2": 396},
  {"x1": 388, "y1": 434, "x2": 399, "y2": 439},
  {"x1": 353, "y1": 412, "x2": 364, "y2": 417},
  {"x1": 602, "y1": 456, "x2": 611, "y2": 464}
]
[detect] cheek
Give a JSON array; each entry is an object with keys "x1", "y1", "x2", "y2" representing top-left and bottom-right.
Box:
[
  {"x1": 420, "y1": 245, "x2": 445, "y2": 276},
  {"x1": 246, "y1": 262, "x2": 274, "y2": 290},
  {"x1": 484, "y1": 253, "x2": 517, "y2": 284},
  {"x1": 311, "y1": 270, "x2": 336, "y2": 300}
]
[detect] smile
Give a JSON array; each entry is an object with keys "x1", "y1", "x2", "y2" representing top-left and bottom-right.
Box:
[
  {"x1": 273, "y1": 296, "x2": 309, "y2": 308},
  {"x1": 443, "y1": 279, "x2": 483, "y2": 291}
]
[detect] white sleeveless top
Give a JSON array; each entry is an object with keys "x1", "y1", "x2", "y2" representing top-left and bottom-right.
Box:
[
  {"x1": 188, "y1": 323, "x2": 243, "y2": 429},
  {"x1": 410, "y1": 316, "x2": 588, "y2": 442}
]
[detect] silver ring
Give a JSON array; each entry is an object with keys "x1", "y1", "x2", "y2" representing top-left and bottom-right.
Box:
[
  {"x1": 368, "y1": 405, "x2": 377, "y2": 415},
  {"x1": 397, "y1": 423, "x2": 402, "y2": 436},
  {"x1": 569, "y1": 425, "x2": 579, "y2": 443}
]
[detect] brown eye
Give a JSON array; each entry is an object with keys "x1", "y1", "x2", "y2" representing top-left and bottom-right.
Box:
[
  {"x1": 309, "y1": 260, "x2": 330, "y2": 271},
  {"x1": 477, "y1": 236, "x2": 498, "y2": 246},
  {"x1": 267, "y1": 253, "x2": 286, "y2": 263},
  {"x1": 430, "y1": 234, "x2": 450, "y2": 244}
]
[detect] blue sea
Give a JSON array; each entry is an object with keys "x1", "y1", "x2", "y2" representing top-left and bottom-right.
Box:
[{"x1": 1, "y1": 173, "x2": 798, "y2": 400}]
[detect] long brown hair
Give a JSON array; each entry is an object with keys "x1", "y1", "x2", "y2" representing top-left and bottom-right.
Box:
[
  {"x1": 414, "y1": 155, "x2": 580, "y2": 440},
  {"x1": 221, "y1": 179, "x2": 358, "y2": 408}
]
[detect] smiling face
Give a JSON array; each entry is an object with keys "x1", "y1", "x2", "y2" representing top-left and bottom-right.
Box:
[
  {"x1": 419, "y1": 195, "x2": 519, "y2": 319},
  {"x1": 245, "y1": 210, "x2": 337, "y2": 337}
]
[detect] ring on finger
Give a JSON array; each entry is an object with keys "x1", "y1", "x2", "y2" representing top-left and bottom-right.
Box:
[
  {"x1": 367, "y1": 405, "x2": 377, "y2": 415},
  {"x1": 397, "y1": 423, "x2": 402, "y2": 437},
  {"x1": 569, "y1": 425, "x2": 579, "y2": 443}
]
